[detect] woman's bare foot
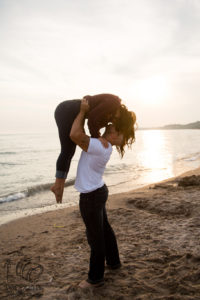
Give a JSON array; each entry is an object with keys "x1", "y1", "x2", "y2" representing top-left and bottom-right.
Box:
[
  {"x1": 78, "y1": 279, "x2": 104, "y2": 289},
  {"x1": 51, "y1": 178, "x2": 65, "y2": 203}
]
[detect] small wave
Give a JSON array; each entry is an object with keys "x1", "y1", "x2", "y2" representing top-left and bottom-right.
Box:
[
  {"x1": 178, "y1": 152, "x2": 200, "y2": 162},
  {"x1": 0, "y1": 192, "x2": 27, "y2": 204},
  {"x1": 26, "y1": 179, "x2": 75, "y2": 197},
  {"x1": 0, "y1": 162, "x2": 24, "y2": 166},
  {"x1": 108, "y1": 179, "x2": 133, "y2": 187},
  {"x1": 105, "y1": 163, "x2": 136, "y2": 174},
  {"x1": 0, "y1": 179, "x2": 75, "y2": 204},
  {"x1": 184, "y1": 156, "x2": 199, "y2": 162},
  {"x1": 0, "y1": 151, "x2": 16, "y2": 155}
]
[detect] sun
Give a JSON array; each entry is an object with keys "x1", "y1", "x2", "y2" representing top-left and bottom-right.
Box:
[{"x1": 136, "y1": 75, "x2": 168, "y2": 105}]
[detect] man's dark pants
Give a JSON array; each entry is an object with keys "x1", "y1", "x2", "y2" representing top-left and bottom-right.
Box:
[{"x1": 79, "y1": 184, "x2": 121, "y2": 284}]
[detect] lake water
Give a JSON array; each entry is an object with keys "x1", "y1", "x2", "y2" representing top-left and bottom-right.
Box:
[{"x1": 0, "y1": 130, "x2": 200, "y2": 225}]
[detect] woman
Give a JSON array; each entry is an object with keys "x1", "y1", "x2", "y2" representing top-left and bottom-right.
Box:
[
  {"x1": 51, "y1": 93, "x2": 135, "y2": 203},
  {"x1": 70, "y1": 99, "x2": 136, "y2": 288}
]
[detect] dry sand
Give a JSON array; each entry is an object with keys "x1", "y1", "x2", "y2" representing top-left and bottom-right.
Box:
[{"x1": 1, "y1": 168, "x2": 200, "y2": 299}]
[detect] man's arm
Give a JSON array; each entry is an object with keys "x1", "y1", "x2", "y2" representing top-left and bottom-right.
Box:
[{"x1": 70, "y1": 99, "x2": 90, "y2": 152}]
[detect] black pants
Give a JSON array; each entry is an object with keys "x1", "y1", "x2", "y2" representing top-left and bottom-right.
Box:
[
  {"x1": 54, "y1": 100, "x2": 81, "y2": 179},
  {"x1": 79, "y1": 184, "x2": 121, "y2": 284}
]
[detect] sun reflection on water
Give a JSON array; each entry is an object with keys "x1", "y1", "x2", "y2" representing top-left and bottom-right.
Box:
[{"x1": 139, "y1": 130, "x2": 173, "y2": 183}]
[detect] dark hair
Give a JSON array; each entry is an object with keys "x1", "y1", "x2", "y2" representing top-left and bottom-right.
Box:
[{"x1": 113, "y1": 104, "x2": 136, "y2": 158}]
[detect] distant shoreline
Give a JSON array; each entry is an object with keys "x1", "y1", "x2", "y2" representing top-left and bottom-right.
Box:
[
  {"x1": 139, "y1": 121, "x2": 200, "y2": 130},
  {"x1": 139, "y1": 127, "x2": 200, "y2": 130}
]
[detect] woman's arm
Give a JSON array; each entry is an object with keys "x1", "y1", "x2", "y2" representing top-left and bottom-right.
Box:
[{"x1": 70, "y1": 99, "x2": 90, "y2": 152}]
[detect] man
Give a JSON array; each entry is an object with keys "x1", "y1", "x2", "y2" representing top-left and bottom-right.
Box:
[{"x1": 70, "y1": 99, "x2": 134, "y2": 288}]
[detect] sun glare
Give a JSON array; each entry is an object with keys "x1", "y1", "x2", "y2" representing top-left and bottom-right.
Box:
[
  {"x1": 139, "y1": 130, "x2": 173, "y2": 182},
  {"x1": 136, "y1": 75, "x2": 168, "y2": 105}
]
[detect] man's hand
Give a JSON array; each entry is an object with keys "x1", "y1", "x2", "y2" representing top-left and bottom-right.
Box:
[
  {"x1": 98, "y1": 137, "x2": 109, "y2": 148},
  {"x1": 81, "y1": 98, "x2": 90, "y2": 114}
]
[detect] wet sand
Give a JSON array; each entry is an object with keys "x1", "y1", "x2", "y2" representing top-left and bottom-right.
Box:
[{"x1": 1, "y1": 168, "x2": 200, "y2": 299}]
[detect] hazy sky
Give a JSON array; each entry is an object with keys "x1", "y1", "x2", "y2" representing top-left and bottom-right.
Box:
[{"x1": 0, "y1": 0, "x2": 200, "y2": 133}]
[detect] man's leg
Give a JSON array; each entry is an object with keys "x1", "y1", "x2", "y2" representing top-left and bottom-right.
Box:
[
  {"x1": 51, "y1": 132, "x2": 76, "y2": 203},
  {"x1": 51, "y1": 100, "x2": 80, "y2": 203}
]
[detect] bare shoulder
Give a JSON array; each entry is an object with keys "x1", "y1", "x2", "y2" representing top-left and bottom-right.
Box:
[{"x1": 77, "y1": 134, "x2": 90, "y2": 152}]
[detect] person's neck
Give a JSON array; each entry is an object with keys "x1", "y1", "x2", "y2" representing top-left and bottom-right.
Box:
[{"x1": 103, "y1": 134, "x2": 112, "y2": 145}]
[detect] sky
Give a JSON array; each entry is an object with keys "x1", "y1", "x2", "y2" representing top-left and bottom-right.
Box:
[{"x1": 0, "y1": 0, "x2": 200, "y2": 133}]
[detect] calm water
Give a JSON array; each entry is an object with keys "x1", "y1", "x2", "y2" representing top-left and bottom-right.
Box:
[{"x1": 0, "y1": 130, "x2": 200, "y2": 225}]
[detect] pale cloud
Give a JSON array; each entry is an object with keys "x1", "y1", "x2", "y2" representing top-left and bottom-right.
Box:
[{"x1": 0, "y1": 0, "x2": 200, "y2": 132}]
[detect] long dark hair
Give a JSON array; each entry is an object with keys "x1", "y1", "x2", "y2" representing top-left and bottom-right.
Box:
[{"x1": 113, "y1": 104, "x2": 136, "y2": 157}]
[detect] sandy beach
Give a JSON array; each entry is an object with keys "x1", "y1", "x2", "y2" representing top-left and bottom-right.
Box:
[{"x1": 1, "y1": 168, "x2": 200, "y2": 299}]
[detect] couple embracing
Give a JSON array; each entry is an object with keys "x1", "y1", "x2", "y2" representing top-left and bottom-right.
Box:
[{"x1": 51, "y1": 94, "x2": 136, "y2": 288}]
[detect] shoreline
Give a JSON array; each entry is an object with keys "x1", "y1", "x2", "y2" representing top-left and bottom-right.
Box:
[
  {"x1": 1, "y1": 167, "x2": 200, "y2": 299},
  {"x1": 1, "y1": 166, "x2": 200, "y2": 228}
]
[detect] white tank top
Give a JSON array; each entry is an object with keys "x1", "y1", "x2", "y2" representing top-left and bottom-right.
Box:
[{"x1": 75, "y1": 138, "x2": 112, "y2": 193}]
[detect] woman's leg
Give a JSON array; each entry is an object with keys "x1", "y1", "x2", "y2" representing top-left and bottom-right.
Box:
[
  {"x1": 103, "y1": 206, "x2": 121, "y2": 268},
  {"x1": 51, "y1": 100, "x2": 80, "y2": 203},
  {"x1": 79, "y1": 185, "x2": 108, "y2": 284}
]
